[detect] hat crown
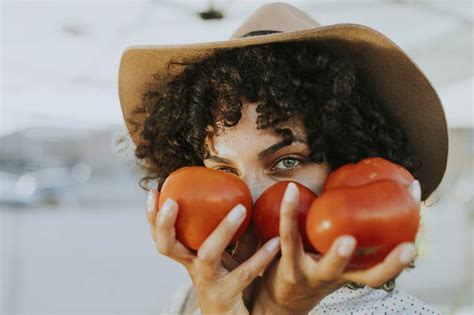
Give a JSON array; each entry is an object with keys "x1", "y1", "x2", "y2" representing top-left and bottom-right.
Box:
[{"x1": 230, "y1": 2, "x2": 321, "y2": 39}]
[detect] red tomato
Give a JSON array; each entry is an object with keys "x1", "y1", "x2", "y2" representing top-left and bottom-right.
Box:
[
  {"x1": 253, "y1": 181, "x2": 318, "y2": 252},
  {"x1": 323, "y1": 157, "x2": 414, "y2": 191},
  {"x1": 306, "y1": 157, "x2": 420, "y2": 270},
  {"x1": 158, "y1": 166, "x2": 253, "y2": 251}
]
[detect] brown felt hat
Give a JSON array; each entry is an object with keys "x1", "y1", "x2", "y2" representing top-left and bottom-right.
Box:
[{"x1": 118, "y1": 2, "x2": 448, "y2": 201}]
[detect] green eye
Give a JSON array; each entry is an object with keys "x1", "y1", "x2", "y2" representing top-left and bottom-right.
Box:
[
  {"x1": 216, "y1": 167, "x2": 239, "y2": 175},
  {"x1": 273, "y1": 157, "x2": 302, "y2": 171}
]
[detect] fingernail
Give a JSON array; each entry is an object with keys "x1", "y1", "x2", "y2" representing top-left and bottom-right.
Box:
[
  {"x1": 265, "y1": 237, "x2": 281, "y2": 252},
  {"x1": 408, "y1": 180, "x2": 421, "y2": 205},
  {"x1": 227, "y1": 204, "x2": 246, "y2": 224},
  {"x1": 399, "y1": 244, "x2": 416, "y2": 264},
  {"x1": 159, "y1": 198, "x2": 175, "y2": 224},
  {"x1": 147, "y1": 190, "x2": 156, "y2": 213},
  {"x1": 283, "y1": 182, "x2": 298, "y2": 203},
  {"x1": 337, "y1": 236, "x2": 356, "y2": 257}
]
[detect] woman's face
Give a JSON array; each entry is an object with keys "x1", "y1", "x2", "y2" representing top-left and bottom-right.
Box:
[{"x1": 204, "y1": 99, "x2": 330, "y2": 202}]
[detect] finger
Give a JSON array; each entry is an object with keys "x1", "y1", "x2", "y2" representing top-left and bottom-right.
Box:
[
  {"x1": 222, "y1": 252, "x2": 241, "y2": 271},
  {"x1": 307, "y1": 252, "x2": 323, "y2": 261},
  {"x1": 231, "y1": 224, "x2": 259, "y2": 262},
  {"x1": 197, "y1": 204, "x2": 247, "y2": 268},
  {"x1": 341, "y1": 242, "x2": 417, "y2": 288},
  {"x1": 146, "y1": 189, "x2": 160, "y2": 241},
  {"x1": 155, "y1": 197, "x2": 195, "y2": 264},
  {"x1": 229, "y1": 237, "x2": 281, "y2": 292},
  {"x1": 309, "y1": 235, "x2": 356, "y2": 283},
  {"x1": 280, "y1": 182, "x2": 304, "y2": 261}
]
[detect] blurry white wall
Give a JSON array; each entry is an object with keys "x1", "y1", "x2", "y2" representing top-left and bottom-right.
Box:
[{"x1": 1, "y1": 0, "x2": 473, "y2": 314}]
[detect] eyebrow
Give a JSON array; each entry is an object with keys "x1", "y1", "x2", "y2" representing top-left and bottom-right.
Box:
[{"x1": 206, "y1": 137, "x2": 306, "y2": 164}]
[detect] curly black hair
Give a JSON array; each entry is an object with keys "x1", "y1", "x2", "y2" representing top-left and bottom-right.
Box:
[
  {"x1": 130, "y1": 40, "x2": 420, "y2": 191},
  {"x1": 128, "y1": 40, "x2": 420, "y2": 291}
]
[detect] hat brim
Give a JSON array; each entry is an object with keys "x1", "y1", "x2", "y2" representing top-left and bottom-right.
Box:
[{"x1": 118, "y1": 23, "x2": 448, "y2": 201}]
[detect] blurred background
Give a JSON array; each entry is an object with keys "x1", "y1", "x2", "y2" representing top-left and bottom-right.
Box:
[{"x1": 1, "y1": 0, "x2": 472, "y2": 314}]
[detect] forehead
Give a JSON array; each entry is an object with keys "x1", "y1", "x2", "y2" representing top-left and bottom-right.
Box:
[{"x1": 205, "y1": 100, "x2": 307, "y2": 154}]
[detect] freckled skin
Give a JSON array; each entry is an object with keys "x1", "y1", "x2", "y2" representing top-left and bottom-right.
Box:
[
  {"x1": 204, "y1": 99, "x2": 329, "y2": 198},
  {"x1": 203, "y1": 98, "x2": 330, "y2": 254}
]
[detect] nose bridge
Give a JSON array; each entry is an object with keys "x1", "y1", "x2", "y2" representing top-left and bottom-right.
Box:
[{"x1": 242, "y1": 172, "x2": 269, "y2": 202}]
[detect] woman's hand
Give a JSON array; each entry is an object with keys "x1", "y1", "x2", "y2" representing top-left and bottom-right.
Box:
[
  {"x1": 252, "y1": 182, "x2": 417, "y2": 315},
  {"x1": 146, "y1": 189, "x2": 281, "y2": 315}
]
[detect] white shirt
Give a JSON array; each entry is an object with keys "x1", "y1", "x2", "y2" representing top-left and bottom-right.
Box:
[{"x1": 160, "y1": 282, "x2": 441, "y2": 315}]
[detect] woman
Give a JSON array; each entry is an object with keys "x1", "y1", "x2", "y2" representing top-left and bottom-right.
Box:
[{"x1": 118, "y1": 3, "x2": 448, "y2": 314}]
